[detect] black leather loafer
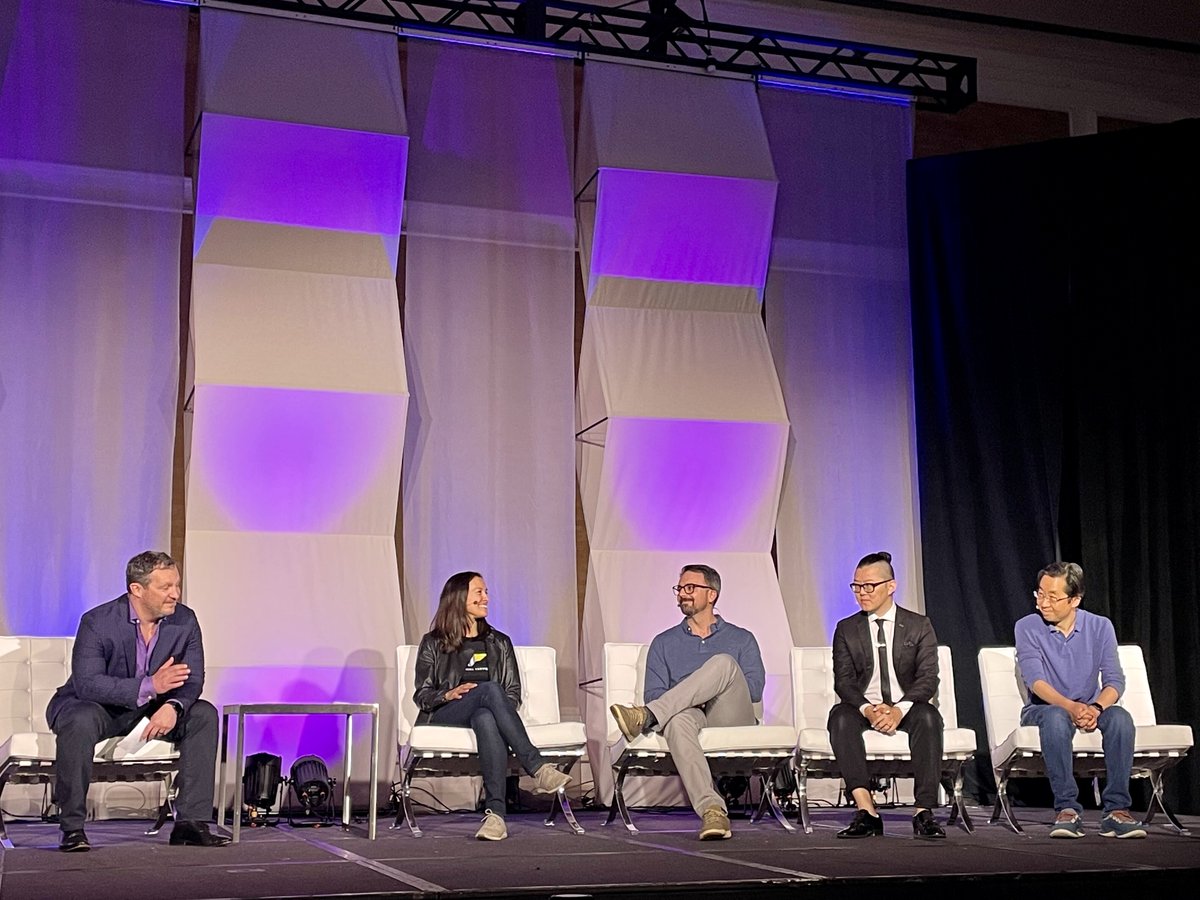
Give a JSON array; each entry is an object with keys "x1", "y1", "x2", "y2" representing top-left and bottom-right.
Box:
[
  {"x1": 913, "y1": 809, "x2": 947, "y2": 839},
  {"x1": 59, "y1": 829, "x2": 90, "y2": 852},
  {"x1": 836, "y1": 808, "x2": 884, "y2": 838},
  {"x1": 169, "y1": 821, "x2": 231, "y2": 847}
]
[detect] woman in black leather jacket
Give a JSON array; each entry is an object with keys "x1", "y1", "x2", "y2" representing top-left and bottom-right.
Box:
[{"x1": 413, "y1": 570, "x2": 571, "y2": 840}]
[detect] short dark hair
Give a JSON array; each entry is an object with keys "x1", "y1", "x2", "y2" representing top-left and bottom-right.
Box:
[
  {"x1": 680, "y1": 564, "x2": 721, "y2": 597},
  {"x1": 1037, "y1": 561, "x2": 1085, "y2": 599},
  {"x1": 126, "y1": 551, "x2": 178, "y2": 590},
  {"x1": 855, "y1": 551, "x2": 895, "y2": 579}
]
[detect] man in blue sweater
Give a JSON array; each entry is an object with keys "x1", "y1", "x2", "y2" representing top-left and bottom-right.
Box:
[
  {"x1": 1015, "y1": 561, "x2": 1143, "y2": 838},
  {"x1": 609, "y1": 564, "x2": 765, "y2": 841}
]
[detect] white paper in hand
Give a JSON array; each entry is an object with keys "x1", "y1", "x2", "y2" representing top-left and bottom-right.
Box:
[{"x1": 116, "y1": 718, "x2": 153, "y2": 755}]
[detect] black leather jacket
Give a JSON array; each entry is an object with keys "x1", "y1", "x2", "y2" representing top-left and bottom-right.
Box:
[{"x1": 413, "y1": 623, "x2": 521, "y2": 722}]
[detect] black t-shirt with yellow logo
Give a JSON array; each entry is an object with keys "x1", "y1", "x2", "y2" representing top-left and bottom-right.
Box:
[{"x1": 460, "y1": 639, "x2": 490, "y2": 684}]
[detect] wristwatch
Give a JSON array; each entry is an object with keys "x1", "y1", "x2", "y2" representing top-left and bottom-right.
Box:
[
  {"x1": 1090, "y1": 702, "x2": 1105, "y2": 714},
  {"x1": 165, "y1": 699, "x2": 185, "y2": 717}
]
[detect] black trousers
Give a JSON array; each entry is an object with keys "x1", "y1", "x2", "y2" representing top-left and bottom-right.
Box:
[
  {"x1": 827, "y1": 701, "x2": 944, "y2": 810},
  {"x1": 50, "y1": 698, "x2": 218, "y2": 832}
]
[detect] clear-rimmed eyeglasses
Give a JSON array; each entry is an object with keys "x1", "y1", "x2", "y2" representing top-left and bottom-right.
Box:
[
  {"x1": 1033, "y1": 590, "x2": 1074, "y2": 604},
  {"x1": 849, "y1": 580, "x2": 892, "y2": 594},
  {"x1": 672, "y1": 583, "x2": 714, "y2": 597}
]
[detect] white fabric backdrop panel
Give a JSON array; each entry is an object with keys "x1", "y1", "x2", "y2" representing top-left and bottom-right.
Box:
[
  {"x1": 760, "y1": 86, "x2": 923, "y2": 643},
  {"x1": 186, "y1": 384, "x2": 406, "y2": 536},
  {"x1": 591, "y1": 417, "x2": 788, "y2": 554},
  {"x1": 586, "y1": 168, "x2": 776, "y2": 298},
  {"x1": 196, "y1": 113, "x2": 407, "y2": 241},
  {"x1": 401, "y1": 40, "x2": 577, "y2": 708},
  {"x1": 194, "y1": 219, "x2": 396, "y2": 279},
  {"x1": 404, "y1": 41, "x2": 574, "y2": 241},
  {"x1": 0, "y1": 197, "x2": 180, "y2": 636},
  {"x1": 402, "y1": 234, "x2": 577, "y2": 705},
  {"x1": 0, "y1": 59, "x2": 181, "y2": 643},
  {"x1": 184, "y1": 531, "x2": 402, "y2": 667},
  {"x1": 187, "y1": 9, "x2": 408, "y2": 796},
  {"x1": 190, "y1": 264, "x2": 407, "y2": 395},
  {"x1": 0, "y1": 0, "x2": 186, "y2": 173},
  {"x1": 199, "y1": 7, "x2": 406, "y2": 136},
  {"x1": 586, "y1": 306, "x2": 788, "y2": 422},
  {"x1": 577, "y1": 62, "x2": 776, "y2": 184}
]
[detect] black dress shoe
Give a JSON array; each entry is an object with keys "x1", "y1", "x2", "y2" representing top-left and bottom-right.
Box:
[
  {"x1": 59, "y1": 829, "x2": 90, "y2": 852},
  {"x1": 912, "y1": 809, "x2": 946, "y2": 839},
  {"x1": 836, "y1": 809, "x2": 884, "y2": 839},
  {"x1": 169, "y1": 821, "x2": 231, "y2": 847}
]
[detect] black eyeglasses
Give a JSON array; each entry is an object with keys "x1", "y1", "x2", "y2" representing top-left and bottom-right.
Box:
[
  {"x1": 849, "y1": 580, "x2": 892, "y2": 594},
  {"x1": 672, "y1": 583, "x2": 714, "y2": 596}
]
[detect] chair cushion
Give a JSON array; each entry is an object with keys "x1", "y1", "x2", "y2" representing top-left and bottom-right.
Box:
[
  {"x1": 409, "y1": 721, "x2": 588, "y2": 756},
  {"x1": 612, "y1": 724, "x2": 797, "y2": 761},
  {"x1": 1, "y1": 731, "x2": 178, "y2": 764},
  {"x1": 796, "y1": 726, "x2": 976, "y2": 758},
  {"x1": 528, "y1": 721, "x2": 587, "y2": 750},
  {"x1": 990, "y1": 723, "x2": 1195, "y2": 770}
]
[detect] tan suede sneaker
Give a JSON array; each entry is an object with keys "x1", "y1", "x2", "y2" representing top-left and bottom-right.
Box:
[
  {"x1": 698, "y1": 807, "x2": 732, "y2": 840},
  {"x1": 531, "y1": 763, "x2": 572, "y2": 794},
  {"x1": 609, "y1": 704, "x2": 649, "y2": 741},
  {"x1": 475, "y1": 810, "x2": 508, "y2": 841}
]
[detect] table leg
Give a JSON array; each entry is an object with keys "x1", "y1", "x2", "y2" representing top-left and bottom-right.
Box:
[
  {"x1": 217, "y1": 711, "x2": 229, "y2": 830},
  {"x1": 368, "y1": 709, "x2": 379, "y2": 840},
  {"x1": 342, "y1": 714, "x2": 353, "y2": 828},
  {"x1": 232, "y1": 713, "x2": 245, "y2": 844}
]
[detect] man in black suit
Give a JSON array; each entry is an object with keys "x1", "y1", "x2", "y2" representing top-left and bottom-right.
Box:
[
  {"x1": 47, "y1": 551, "x2": 229, "y2": 851},
  {"x1": 828, "y1": 551, "x2": 945, "y2": 839}
]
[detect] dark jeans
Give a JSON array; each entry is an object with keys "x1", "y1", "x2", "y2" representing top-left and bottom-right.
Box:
[
  {"x1": 50, "y1": 698, "x2": 219, "y2": 832},
  {"x1": 429, "y1": 681, "x2": 547, "y2": 816},
  {"x1": 828, "y1": 701, "x2": 944, "y2": 810}
]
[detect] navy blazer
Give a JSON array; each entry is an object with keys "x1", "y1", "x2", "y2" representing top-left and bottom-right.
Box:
[
  {"x1": 831, "y1": 605, "x2": 939, "y2": 710},
  {"x1": 47, "y1": 594, "x2": 206, "y2": 729}
]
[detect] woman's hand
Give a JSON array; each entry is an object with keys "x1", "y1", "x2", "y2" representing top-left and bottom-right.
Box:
[{"x1": 444, "y1": 683, "x2": 478, "y2": 702}]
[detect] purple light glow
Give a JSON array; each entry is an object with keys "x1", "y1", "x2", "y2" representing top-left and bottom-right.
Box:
[
  {"x1": 591, "y1": 168, "x2": 776, "y2": 289},
  {"x1": 601, "y1": 417, "x2": 787, "y2": 551},
  {"x1": 193, "y1": 385, "x2": 404, "y2": 533},
  {"x1": 196, "y1": 113, "x2": 407, "y2": 235}
]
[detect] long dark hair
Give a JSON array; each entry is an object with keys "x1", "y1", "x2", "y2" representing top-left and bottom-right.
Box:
[{"x1": 430, "y1": 571, "x2": 488, "y2": 652}]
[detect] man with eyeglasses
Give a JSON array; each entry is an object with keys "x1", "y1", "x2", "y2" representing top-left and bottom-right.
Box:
[
  {"x1": 829, "y1": 551, "x2": 946, "y2": 839},
  {"x1": 608, "y1": 564, "x2": 765, "y2": 841},
  {"x1": 1015, "y1": 561, "x2": 1143, "y2": 838}
]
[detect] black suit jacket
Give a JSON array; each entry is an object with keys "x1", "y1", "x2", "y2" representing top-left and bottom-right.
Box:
[
  {"x1": 831, "y1": 606, "x2": 939, "y2": 710},
  {"x1": 46, "y1": 594, "x2": 206, "y2": 729}
]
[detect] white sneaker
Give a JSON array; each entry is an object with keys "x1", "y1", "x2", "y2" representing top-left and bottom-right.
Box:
[{"x1": 475, "y1": 810, "x2": 507, "y2": 841}]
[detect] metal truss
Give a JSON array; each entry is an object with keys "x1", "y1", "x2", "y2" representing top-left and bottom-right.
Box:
[{"x1": 188, "y1": 1, "x2": 977, "y2": 110}]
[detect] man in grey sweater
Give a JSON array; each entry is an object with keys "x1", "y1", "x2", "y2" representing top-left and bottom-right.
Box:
[{"x1": 609, "y1": 564, "x2": 766, "y2": 840}]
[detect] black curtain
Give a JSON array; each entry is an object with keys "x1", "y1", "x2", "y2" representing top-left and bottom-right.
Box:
[{"x1": 908, "y1": 118, "x2": 1200, "y2": 814}]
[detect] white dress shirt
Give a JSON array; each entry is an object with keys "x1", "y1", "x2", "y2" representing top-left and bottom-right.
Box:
[{"x1": 859, "y1": 605, "x2": 913, "y2": 715}]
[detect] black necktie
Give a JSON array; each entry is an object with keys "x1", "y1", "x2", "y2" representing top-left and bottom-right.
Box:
[{"x1": 876, "y1": 618, "x2": 893, "y2": 705}]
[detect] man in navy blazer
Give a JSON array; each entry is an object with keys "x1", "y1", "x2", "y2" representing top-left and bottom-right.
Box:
[
  {"x1": 47, "y1": 551, "x2": 228, "y2": 851},
  {"x1": 828, "y1": 551, "x2": 945, "y2": 839}
]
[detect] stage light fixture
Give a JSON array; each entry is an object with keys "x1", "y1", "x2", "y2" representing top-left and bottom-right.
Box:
[
  {"x1": 289, "y1": 754, "x2": 334, "y2": 815},
  {"x1": 242, "y1": 752, "x2": 282, "y2": 825}
]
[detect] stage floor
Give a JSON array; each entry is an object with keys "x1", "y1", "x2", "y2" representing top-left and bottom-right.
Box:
[{"x1": 2, "y1": 806, "x2": 1198, "y2": 899}]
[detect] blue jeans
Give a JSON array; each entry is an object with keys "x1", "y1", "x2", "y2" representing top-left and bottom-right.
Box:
[
  {"x1": 1020, "y1": 703, "x2": 1135, "y2": 814},
  {"x1": 429, "y1": 681, "x2": 547, "y2": 816}
]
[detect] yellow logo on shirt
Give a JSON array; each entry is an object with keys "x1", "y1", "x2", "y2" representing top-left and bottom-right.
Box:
[{"x1": 470, "y1": 652, "x2": 487, "y2": 665}]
